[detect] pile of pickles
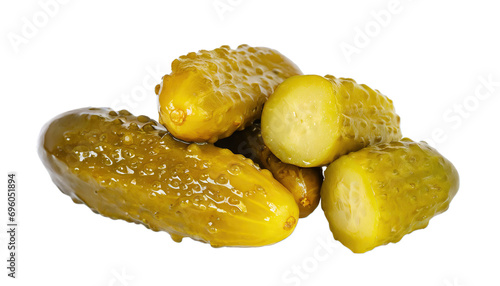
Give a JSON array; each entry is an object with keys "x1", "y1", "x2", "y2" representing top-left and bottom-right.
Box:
[{"x1": 39, "y1": 44, "x2": 459, "y2": 253}]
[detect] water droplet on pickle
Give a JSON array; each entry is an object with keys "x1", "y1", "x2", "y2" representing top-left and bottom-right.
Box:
[
  {"x1": 201, "y1": 160, "x2": 211, "y2": 169},
  {"x1": 283, "y1": 216, "x2": 296, "y2": 230},
  {"x1": 102, "y1": 155, "x2": 113, "y2": 166},
  {"x1": 228, "y1": 164, "x2": 241, "y2": 175},
  {"x1": 228, "y1": 197, "x2": 239, "y2": 205},
  {"x1": 216, "y1": 175, "x2": 228, "y2": 185},
  {"x1": 255, "y1": 185, "x2": 266, "y2": 196}
]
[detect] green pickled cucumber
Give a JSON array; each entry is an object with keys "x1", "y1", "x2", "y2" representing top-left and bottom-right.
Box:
[
  {"x1": 39, "y1": 108, "x2": 299, "y2": 247},
  {"x1": 216, "y1": 123, "x2": 323, "y2": 218},
  {"x1": 157, "y1": 44, "x2": 302, "y2": 143},
  {"x1": 261, "y1": 75, "x2": 402, "y2": 167},
  {"x1": 321, "y1": 138, "x2": 459, "y2": 253}
]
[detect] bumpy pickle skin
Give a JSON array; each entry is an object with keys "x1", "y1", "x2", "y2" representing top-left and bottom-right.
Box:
[
  {"x1": 39, "y1": 108, "x2": 299, "y2": 247},
  {"x1": 157, "y1": 44, "x2": 302, "y2": 143},
  {"x1": 261, "y1": 75, "x2": 402, "y2": 167},
  {"x1": 320, "y1": 138, "x2": 459, "y2": 253},
  {"x1": 216, "y1": 123, "x2": 323, "y2": 218}
]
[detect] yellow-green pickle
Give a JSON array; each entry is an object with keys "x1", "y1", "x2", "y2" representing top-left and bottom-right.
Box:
[
  {"x1": 157, "y1": 44, "x2": 302, "y2": 143},
  {"x1": 262, "y1": 75, "x2": 402, "y2": 167},
  {"x1": 321, "y1": 138, "x2": 459, "y2": 253},
  {"x1": 39, "y1": 108, "x2": 299, "y2": 247},
  {"x1": 216, "y1": 123, "x2": 323, "y2": 218}
]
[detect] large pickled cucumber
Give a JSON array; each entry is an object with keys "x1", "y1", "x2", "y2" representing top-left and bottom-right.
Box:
[
  {"x1": 261, "y1": 75, "x2": 402, "y2": 167},
  {"x1": 216, "y1": 123, "x2": 323, "y2": 218},
  {"x1": 321, "y1": 138, "x2": 459, "y2": 253},
  {"x1": 39, "y1": 108, "x2": 299, "y2": 247},
  {"x1": 157, "y1": 44, "x2": 302, "y2": 143}
]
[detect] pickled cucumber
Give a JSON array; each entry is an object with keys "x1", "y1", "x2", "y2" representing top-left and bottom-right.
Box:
[
  {"x1": 321, "y1": 138, "x2": 459, "y2": 253},
  {"x1": 39, "y1": 108, "x2": 299, "y2": 247},
  {"x1": 261, "y1": 75, "x2": 402, "y2": 167},
  {"x1": 216, "y1": 123, "x2": 323, "y2": 218},
  {"x1": 157, "y1": 44, "x2": 302, "y2": 143}
]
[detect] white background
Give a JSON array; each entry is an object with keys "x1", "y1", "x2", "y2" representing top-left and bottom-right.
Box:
[{"x1": 1, "y1": 0, "x2": 499, "y2": 285}]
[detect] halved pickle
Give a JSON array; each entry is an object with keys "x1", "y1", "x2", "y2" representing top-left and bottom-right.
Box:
[
  {"x1": 261, "y1": 75, "x2": 401, "y2": 167},
  {"x1": 321, "y1": 138, "x2": 459, "y2": 253}
]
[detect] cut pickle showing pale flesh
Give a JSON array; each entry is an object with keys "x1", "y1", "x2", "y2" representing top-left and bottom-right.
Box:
[
  {"x1": 261, "y1": 75, "x2": 401, "y2": 167},
  {"x1": 321, "y1": 138, "x2": 459, "y2": 253}
]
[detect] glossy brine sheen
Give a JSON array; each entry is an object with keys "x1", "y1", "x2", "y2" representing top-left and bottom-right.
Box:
[{"x1": 39, "y1": 108, "x2": 299, "y2": 247}]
